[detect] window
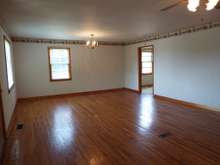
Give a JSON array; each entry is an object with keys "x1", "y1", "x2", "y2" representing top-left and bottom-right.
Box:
[
  {"x1": 4, "y1": 37, "x2": 14, "y2": 91},
  {"x1": 48, "y1": 48, "x2": 71, "y2": 81},
  {"x1": 142, "y1": 51, "x2": 153, "y2": 75}
]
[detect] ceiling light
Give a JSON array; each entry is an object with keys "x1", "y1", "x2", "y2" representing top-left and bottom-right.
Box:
[
  {"x1": 206, "y1": 0, "x2": 219, "y2": 10},
  {"x1": 187, "y1": 0, "x2": 200, "y2": 12},
  {"x1": 86, "y1": 34, "x2": 98, "y2": 49}
]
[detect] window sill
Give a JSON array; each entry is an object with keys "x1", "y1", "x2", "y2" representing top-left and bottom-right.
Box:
[{"x1": 50, "y1": 78, "x2": 72, "y2": 82}]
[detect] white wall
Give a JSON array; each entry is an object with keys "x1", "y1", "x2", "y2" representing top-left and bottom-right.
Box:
[
  {"x1": 124, "y1": 45, "x2": 138, "y2": 90},
  {"x1": 142, "y1": 75, "x2": 153, "y2": 86},
  {"x1": 14, "y1": 43, "x2": 125, "y2": 98},
  {"x1": 0, "y1": 26, "x2": 17, "y2": 129},
  {"x1": 125, "y1": 27, "x2": 220, "y2": 109}
]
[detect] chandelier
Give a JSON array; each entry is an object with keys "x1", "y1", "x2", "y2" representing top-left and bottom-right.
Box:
[
  {"x1": 188, "y1": 0, "x2": 219, "y2": 12},
  {"x1": 86, "y1": 34, "x2": 98, "y2": 49}
]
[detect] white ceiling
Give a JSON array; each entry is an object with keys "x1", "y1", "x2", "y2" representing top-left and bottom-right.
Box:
[{"x1": 0, "y1": 0, "x2": 220, "y2": 42}]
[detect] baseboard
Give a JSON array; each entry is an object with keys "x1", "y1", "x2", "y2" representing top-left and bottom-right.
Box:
[
  {"x1": 18, "y1": 88, "x2": 126, "y2": 101},
  {"x1": 142, "y1": 84, "x2": 153, "y2": 88},
  {"x1": 124, "y1": 88, "x2": 140, "y2": 93},
  {"x1": 154, "y1": 95, "x2": 220, "y2": 112},
  {"x1": 6, "y1": 101, "x2": 18, "y2": 138}
]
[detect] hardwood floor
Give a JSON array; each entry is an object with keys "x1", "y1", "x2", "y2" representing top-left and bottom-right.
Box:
[{"x1": 3, "y1": 90, "x2": 220, "y2": 165}]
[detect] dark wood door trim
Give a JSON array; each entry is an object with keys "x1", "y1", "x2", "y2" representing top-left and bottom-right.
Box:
[
  {"x1": 137, "y1": 45, "x2": 154, "y2": 95},
  {"x1": 138, "y1": 47, "x2": 142, "y2": 94}
]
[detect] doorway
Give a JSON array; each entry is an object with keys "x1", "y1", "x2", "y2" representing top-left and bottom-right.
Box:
[{"x1": 138, "y1": 45, "x2": 154, "y2": 95}]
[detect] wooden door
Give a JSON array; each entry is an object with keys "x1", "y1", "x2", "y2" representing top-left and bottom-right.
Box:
[{"x1": 0, "y1": 88, "x2": 6, "y2": 161}]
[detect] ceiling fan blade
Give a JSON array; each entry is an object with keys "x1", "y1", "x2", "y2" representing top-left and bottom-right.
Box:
[{"x1": 160, "y1": 0, "x2": 186, "y2": 11}]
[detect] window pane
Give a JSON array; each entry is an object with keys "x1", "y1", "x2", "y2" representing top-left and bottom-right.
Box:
[
  {"x1": 142, "y1": 62, "x2": 152, "y2": 68},
  {"x1": 50, "y1": 49, "x2": 69, "y2": 64},
  {"x1": 49, "y1": 48, "x2": 71, "y2": 80},
  {"x1": 142, "y1": 52, "x2": 152, "y2": 62},
  {"x1": 51, "y1": 64, "x2": 70, "y2": 80},
  {"x1": 142, "y1": 52, "x2": 152, "y2": 56},
  {"x1": 142, "y1": 68, "x2": 152, "y2": 74},
  {"x1": 4, "y1": 40, "x2": 14, "y2": 89}
]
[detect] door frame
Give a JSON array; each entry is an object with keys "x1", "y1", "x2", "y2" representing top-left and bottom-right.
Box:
[{"x1": 138, "y1": 45, "x2": 154, "y2": 95}]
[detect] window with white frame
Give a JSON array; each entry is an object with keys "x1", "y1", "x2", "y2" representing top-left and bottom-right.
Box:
[
  {"x1": 141, "y1": 51, "x2": 153, "y2": 75},
  {"x1": 48, "y1": 48, "x2": 71, "y2": 81},
  {"x1": 4, "y1": 38, "x2": 14, "y2": 91}
]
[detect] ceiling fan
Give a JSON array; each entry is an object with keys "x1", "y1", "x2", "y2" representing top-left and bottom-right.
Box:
[{"x1": 160, "y1": 0, "x2": 220, "y2": 12}]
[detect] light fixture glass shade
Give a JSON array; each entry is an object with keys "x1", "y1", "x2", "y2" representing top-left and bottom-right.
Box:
[
  {"x1": 206, "y1": 0, "x2": 219, "y2": 10},
  {"x1": 86, "y1": 41, "x2": 90, "y2": 46},
  {"x1": 86, "y1": 34, "x2": 98, "y2": 49},
  {"x1": 187, "y1": 0, "x2": 200, "y2": 12}
]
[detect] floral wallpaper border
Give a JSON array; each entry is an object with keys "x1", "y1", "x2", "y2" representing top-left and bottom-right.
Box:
[
  {"x1": 12, "y1": 37, "x2": 125, "y2": 46},
  {"x1": 12, "y1": 21, "x2": 220, "y2": 46},
  {"x1": 125, "y1": 21, "x2": 220, "y2": 45}
]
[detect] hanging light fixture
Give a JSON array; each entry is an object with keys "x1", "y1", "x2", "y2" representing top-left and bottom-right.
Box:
[
  {"x1": 206, "y1": 0, "x2": 219, "y2": 10},
  {"x1": 187, "y1": 0, "x2": 200, "y2": 12},
  {"x1": 86, "y1": 34, "x2": 98, "y2": 49}
]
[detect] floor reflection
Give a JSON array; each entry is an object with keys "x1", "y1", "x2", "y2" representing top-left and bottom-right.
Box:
[
  {"x1": 137, "y1": 95, "x2": 155, "y2": 135},
  {"x1": 52, "y1": 105, "x2": 75, "y2": 150}
]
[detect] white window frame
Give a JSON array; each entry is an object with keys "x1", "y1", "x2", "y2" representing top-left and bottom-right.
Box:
[
  {"x1": 48, "y1": 47, "x2": 72, "y2": 81},
  {"x1": 141, "y1": 51, "x2": 153, "y2": 75},
  {"x1": 4, "y1": 37, "x2": 15, "y2": 92}
]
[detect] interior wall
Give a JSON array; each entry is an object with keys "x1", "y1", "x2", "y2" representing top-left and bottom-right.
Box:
[
  {"x1": 14, "y1": 43, "x2": 125, "y2": 98},
  {"x1": 0, "y1": 26, "x2": 17, "y2": 129},
  {"x1": 124, "y1": 45, "x2": 138, "y2": 90},
  {"x1": 125, "y1": 27, "x2": 220, "y2": 109}
]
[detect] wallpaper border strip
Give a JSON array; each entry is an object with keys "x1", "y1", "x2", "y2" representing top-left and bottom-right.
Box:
[{"x1": 11, "y1": 21, "x2": 220, "y2": 46}]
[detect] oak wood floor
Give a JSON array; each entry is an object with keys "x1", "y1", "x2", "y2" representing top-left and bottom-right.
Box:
[{"x1": 3, "y1": 90, "x2": 220, "y2": 165}]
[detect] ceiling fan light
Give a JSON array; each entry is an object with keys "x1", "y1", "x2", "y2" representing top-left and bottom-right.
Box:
[
  {"x1": 187, "y1": 5, "x2": 197, "y2": 12},
  {"x1": 187, "y1": 0, "x2": 200, "y2": 12},
  {"x1": 206, "y1": 0, "x2": 219, "y2": 10}
]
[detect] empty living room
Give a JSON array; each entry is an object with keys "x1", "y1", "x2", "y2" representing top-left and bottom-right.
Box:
[{"x1": 0, "y1": 0, "x2": 220, "y2": 164}]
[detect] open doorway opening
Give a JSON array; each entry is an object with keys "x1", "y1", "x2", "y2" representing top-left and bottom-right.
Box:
[{"x1": 138, "y1": 45, "x2": 154, "y2": 95}]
